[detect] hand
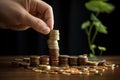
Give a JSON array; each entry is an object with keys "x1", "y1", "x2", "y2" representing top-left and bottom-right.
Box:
[{"x1": 0, "y1": 0, "x2": 54, "y2": 34}]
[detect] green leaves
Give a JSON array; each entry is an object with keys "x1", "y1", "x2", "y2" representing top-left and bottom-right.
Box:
[
  {"x1": 91, "y1": 0, "x2": 108, "y2": 1},
  {"x1": 81, "y1": 21, "x2": 90, "y2": 30},
  {"x1": 80, "y1": 0, "x2": 115, "y2": 57},
  {"x1": 98, "y1": 46, "x2": 106, "y2": 51},
  {"x1": 91, "y1": 14, "x2": 108, "y2": 34},
  {"x1": 91, "y1": 14, "x2": 99, "y2": 21},
  {"x1": 90, "y1": 44, "x2": 97, "y2": 54},
  {"x1": 81, "y1": 14, "x2": 108, "y2": 34},
  {"x1": 98, "y1": 46, "x2": 106, "y2": 56},
  {"x1": 90, "y1": 44, "x2": 97, "y2": 50},
  {"x1": 85, "y1": 0, "x2": 115, "y2": 13},
  {"x1": 93, "y1": 21, "x2": 108, "y2": 34}
]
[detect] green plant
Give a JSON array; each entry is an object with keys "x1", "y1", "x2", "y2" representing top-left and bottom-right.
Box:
[{"x1": 81, "y1": 0, "x2": 115, "y2": 57}]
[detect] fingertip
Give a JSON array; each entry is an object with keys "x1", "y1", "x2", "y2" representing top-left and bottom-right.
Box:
[
  {"x1": 46, "y1": 19, "x2": 54, "y2": 31},
  {"x1": 41, "y1": 26, "x2": 50, "y2": 35}
]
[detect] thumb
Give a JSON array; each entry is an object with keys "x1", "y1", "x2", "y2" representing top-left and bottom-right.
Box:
[{"x1": 23, "y1": 13, "x2": 50, "y2": 35}]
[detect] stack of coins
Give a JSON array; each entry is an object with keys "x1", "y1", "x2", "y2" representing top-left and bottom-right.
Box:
[
  {"x1": 30, "y1": 56, "x2": 40, "y2": 67},
  {"x1": 11, "y1": 58, "x2": 23, "y2": 67},
  {"x1": 69, "y1": 56, "x2": 78, "y2": 66},
  {"x1": 23, "y1": 58, "x2": 30, "y2": 63},
  {"x1": 47, "y1": 30, "x2": 60, "y2": 66},
  {"x1": 78, "y1": 55, "x2": 88, "y2": 65},
  {"x1": 40, "y1": 55, "x2": 50, "y2": 65},
  {"x1": 59, "y1": 55, "x2": 69, "y2": 67}
]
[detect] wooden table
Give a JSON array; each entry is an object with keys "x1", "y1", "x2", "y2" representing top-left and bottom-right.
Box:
[{"x1": 0, "y1": 55, "x2": 120, "y2": 80}]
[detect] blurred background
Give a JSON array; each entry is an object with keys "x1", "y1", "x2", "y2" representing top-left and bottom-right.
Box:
[{"x1": 0, "y1": 0, "x2": 119, "y2": 55}]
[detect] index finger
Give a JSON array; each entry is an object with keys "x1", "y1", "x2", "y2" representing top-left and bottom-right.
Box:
[{"x1": 36, "y1": 0, "x2": 54, "y2": 30}]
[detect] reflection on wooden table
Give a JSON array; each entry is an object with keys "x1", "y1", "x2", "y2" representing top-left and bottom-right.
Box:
[{"x1": 0, "y1": 55, "x2": 120, "y2": 80}]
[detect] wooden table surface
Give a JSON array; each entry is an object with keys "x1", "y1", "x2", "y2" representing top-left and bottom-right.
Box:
[{"x1": 0, "y1": 55, "x2": 120, "y2": 80}]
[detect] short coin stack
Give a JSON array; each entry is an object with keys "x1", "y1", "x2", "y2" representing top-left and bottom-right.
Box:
[
  {"x1": 30, "y1": 56, "x2": 40, "y2": 67},
  {"x1": 59, "y1": 55, "x2": 69, "y2": 67},
  {"x1": 47, "y1": 30, "x2": 60, "y2": 66},
  {"x1": 40, "y1": 55, "x2": 50, "y2": 65},
  {"x1": 69, "y1": 56, "x2": 78, "y2": 66}
]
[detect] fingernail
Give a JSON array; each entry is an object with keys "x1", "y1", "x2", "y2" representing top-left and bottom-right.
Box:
[{"x1": 42, "y1": 27, "x2": 50, "y2": 34}]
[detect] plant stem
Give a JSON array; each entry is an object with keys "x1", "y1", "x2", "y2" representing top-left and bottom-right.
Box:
[
  {"x1": 99, "y1": 51, "x2": 103, "y2": 56},
  {"x1": 88, "y1": 12, "x2": 100, "y2": 54},
  {"x1": 87, "y1": 22, "x2": 94, "y2": 54},
  {"x1": 92, "y1": 29, "x2": 98, "y2": 43},
  {"x1": 91, "y1": 12, "x2": 100, "y2": 45}
]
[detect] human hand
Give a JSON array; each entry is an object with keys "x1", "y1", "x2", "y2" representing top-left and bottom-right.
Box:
[{"x1": 0, "y1": 0, "x2": 54, "y2": 34}]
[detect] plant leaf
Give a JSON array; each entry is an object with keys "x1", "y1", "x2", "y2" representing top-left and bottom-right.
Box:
[
  {"x1": 90, "y1": 44, "x2": 97, "y2": 55},
  {"x1": 91, "y1": 13, "x2": 100, "y2": 21},
  {"x1": 85, "y1": 1, "x2": 115, "y2": 13},
  {"x1": 81, "y1": 21, "x2": 90, "y2": 29},
  {"x1": 90, "y1": 0, "x2": 108, "y2": 1},
  {"x1": 89, "y1": 53, "x2": 96, "y2": 58},
  {"x1": 93, "y1": 21, "x2": 108, "y2": 34},
  {"x1": 90, "y1": 44, "x2": 97, "y2": 49},
  {"x1": 98, "y1": 46, "x2": 106, "y2": 51}
]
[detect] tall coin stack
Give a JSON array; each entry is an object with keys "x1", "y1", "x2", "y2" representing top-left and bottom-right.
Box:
[{"x1": 47, "y1": 30, "x2": 60, "y2": 66}]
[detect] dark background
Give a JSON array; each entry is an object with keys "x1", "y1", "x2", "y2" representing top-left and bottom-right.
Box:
[{"x1": 0, "y1": 0, "x2": 119, "y2": 56}]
